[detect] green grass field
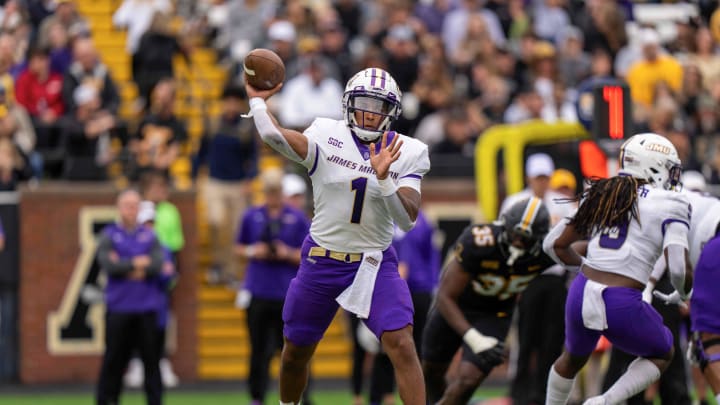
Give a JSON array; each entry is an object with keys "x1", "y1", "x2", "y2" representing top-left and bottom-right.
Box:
[{"x1": 0, "y1": 388, "x2": 508, "y2": 405}]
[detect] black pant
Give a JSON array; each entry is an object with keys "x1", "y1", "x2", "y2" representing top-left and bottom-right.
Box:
[
  {"x1": 602, "y1": 277, "x2": 691, "y2": 405},
  {"x1": 96, "y1": 311, "x2": 162, "y2": 405},
  {"x1": 348, "y1": 313, "x2": 366, "y2": 396},
  {"x1": 247, "y1": 297, "x2": 284, "y2": 401},
  {"x1": 511, "y1": 274, "x2": 567, "y2": 405},
  {"x1": 369, "y1": 291, "x2": 433, "y2": 403}
]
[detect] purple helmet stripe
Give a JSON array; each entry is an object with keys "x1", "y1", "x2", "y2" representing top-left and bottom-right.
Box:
[
  {"x1": 380, "y1": 70, "x2": 386, "y2": 88},
  {"x1": 370, "y1": 68, "x2": 377, "y2": 87}
]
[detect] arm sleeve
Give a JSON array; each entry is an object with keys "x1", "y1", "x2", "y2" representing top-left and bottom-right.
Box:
[
  {"x1": 97, "y1": 233, "x2": 133, "y2": 276},
  {"x1": 249, "y1": 97, "x2": 309, "y2": 163},
  {"x1": 112, "y1": 1, "x2": 130, "y2": 27},
  {"x1": 543, "y1": 218, "x2": 568, "y2": 265},
  {"x1": 397, "y1": 143, "x2": 430, "y2": 193}
]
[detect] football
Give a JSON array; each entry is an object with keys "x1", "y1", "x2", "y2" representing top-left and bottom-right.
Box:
[{"x1": 243, "y1": 48, "x2": 285, "y2": 90}]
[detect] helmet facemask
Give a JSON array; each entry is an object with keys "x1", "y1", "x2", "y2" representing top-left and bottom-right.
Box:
[{"x1": 344, "y1": 92, "x2": 400, "y2": 142}]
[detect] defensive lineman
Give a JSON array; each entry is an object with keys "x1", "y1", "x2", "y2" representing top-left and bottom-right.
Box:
[{"x1": 246, "y1": 67, "x2": 429, "y2": 405}]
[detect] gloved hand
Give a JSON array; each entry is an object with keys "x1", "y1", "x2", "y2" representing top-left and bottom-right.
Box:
[
  {"x1": 642, "y1": 282, "x2": 655, "y2": 304},
  {"x1": 476, "y1": 342, "x2": 506, "y2": 365},
  {"x1": 463, "y1": 328, "x2": 499, "y2": 354},
  {"x1": 653, "y1": 289, "x2": 691, "y2": 309}
]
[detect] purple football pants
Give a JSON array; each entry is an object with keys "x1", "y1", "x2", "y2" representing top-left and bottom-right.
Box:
[
  {"x1": 282, "y1": 236, "x2": 414, "y2": 346},
  {"x1": 564, "y1": 273, "x2": 672, "y2": 359}
]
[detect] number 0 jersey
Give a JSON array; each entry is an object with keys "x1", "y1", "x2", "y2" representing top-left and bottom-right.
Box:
[
  {"x1": 584, "y1": 186, "x2": 691, "y2": 284},
  {"x1": 453, "y1": 223, "x2": 556, "y2": 313},
  {"x1": 298, "y1": 118, "x2": 430, "y2": 253}
]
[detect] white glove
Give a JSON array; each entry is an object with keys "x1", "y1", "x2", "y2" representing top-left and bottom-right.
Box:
[
  {"x1": 463, "y1": 328, "x2": 499, "y2": 354},
  {"x1": 653, "y1": 289, "x2": 691, "y2": 309},
  {"x1": 641, "y1": 282, "x2": 655, "y2": 304}
]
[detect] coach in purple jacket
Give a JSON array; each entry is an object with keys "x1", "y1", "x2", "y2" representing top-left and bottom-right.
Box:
[
  {"x1": 234, "y1": 169, "x2": 310, "y2": 405},
  {"x1": 95, "y1": 189, "x2": 166, "y2": 405}
]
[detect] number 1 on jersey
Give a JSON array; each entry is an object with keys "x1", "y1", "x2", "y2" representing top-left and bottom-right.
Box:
[{"x1": 350, "y1": 177, "x2": 368, "y2": 224}]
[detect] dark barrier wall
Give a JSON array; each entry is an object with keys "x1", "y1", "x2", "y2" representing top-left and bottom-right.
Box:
[
  {"x1": 19, "y1": 184, "x2": 197, "y2": 383},
  {"x1": 0, "y1": 192, "x2": 19, "y2": 381}
]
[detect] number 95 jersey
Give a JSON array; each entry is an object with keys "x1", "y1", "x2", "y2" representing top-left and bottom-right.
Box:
[
  {"x1": 299, "y1": 118, "x2": 430, "y2": 253},
  {"x1": 453, "y1": 223, "x2": 556, "y2": 314}
]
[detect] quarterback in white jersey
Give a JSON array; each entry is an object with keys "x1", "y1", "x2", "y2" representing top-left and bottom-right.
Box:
[
  {"x1": 542, "y1": 133, "x2": 693, "y2": 405},
  {"x1": 245, "y1": 67, "x2": 427, "y2": 405}
]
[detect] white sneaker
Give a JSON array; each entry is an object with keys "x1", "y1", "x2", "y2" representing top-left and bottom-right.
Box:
[
  {"x1": 160, "y1": 358, "x2": 179, "y2": 387},
  {"x1": 124, "y1": 358, "x2": 144, "y2": 388},
  {"x1": 583, "y1": 396, "x2": 608, "y2": 405}
]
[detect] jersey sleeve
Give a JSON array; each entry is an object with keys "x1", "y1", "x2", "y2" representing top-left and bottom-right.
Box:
[
  {"x1": 397, "y1": 142, "x2": 430, "y2": 193},
  {"x1": 299, "y1": 119, "x2": 321, "y2": 172},
  {"x1": 661, "y1": 192, "x2": 691, "y2": 249}
]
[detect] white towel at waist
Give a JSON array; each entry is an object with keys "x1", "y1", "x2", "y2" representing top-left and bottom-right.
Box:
[
  {"x1": 582, "y1": 279, "x2": 608, "y2": 331},
  {"x1": 336, "y1": 251, "x2": 383, "y2": 319}
]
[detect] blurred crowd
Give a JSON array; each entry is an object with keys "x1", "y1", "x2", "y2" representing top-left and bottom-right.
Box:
[{"x1": 0, "y1": 0, "x2": 716, "y2": 189}]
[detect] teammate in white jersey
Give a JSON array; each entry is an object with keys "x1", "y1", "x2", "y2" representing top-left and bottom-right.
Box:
[
  {"x1": 541, "y1": 133, "x2": 693, "y2": 405},
  {"x1": 246, "y1": 68, "x2": 429, "y2": 405}
]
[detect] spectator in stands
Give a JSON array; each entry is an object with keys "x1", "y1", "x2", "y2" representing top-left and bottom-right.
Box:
[
  {"x1": 192, "y1": 85, "x2": 258, "y2": 285},
  {"x1": 218, "y1": 0, "x2": 276, "y2": 56},
  {"x1": 431, "y1": 101, "x2": 477, "y2": 157},
  {"x1": 318, "y1": 19, "x2": 353, "y2": 84},
  {"x1": 0, "y1": 216, "x2": 3, "y2": 251},
  {"x1": 62, "y1": 38, "x2": 120, "y2": 114},
  {"x1": 504, "y1": 84, "x2": 544, "y2": 123},
  {"x1": 278, "y1": 55, "x2": 343, "y2": 129},
  {"x1": 533, "y1": 0, "x2": 570, "y2": 45},
  {"x1": 46, "y1": 21, "x2": 73, "y2": 75},
  {"x1": 414, "y1": 0, "x2": 451, "y2": 35},
  {"x1": 131, "y1": 78, "x2": 187, "y2": 180},
  {"x1": 383, "y1": 24, "x2": 419, "y2": 92},
  {"x1": 95, "y1": 188, "x2": 164, "y2": 405},
  {"x1": 626, "y1": 28, "x2": 683, "y2": 108},
  {"x1": 266, "y1": 20, "x2": 298, "y2": 76},
  {"x1": 0, "y1": 136, "x2": 30, "y2": 191},
  {"x1": 37, "y1": 0, "x2": 88, "y2": 50},
  {"x1": 112, "y1": 0, "x2": 173, "y2": 55},
  {"x1": 58, "y1": 84, "x2": 117, "y2": 181},
  {"x1": 0, "y1": 34, "x2": 20, "y2": 99},
  {"x1": 557, "y1": 26, "x2": 591, "y2": 89},
  {"x1": 234, "y1": 168, "x2": 310, "y2": 405},
  {"x1": 442, "y1": 0, "x2": 506, "y2": 58},
  {"x1": 132, "y1": 12, "x2": 190, "y2": 107},
  {"x1": 686, "y1": 27, "x2": 720, "y2": 92},
  {"x1": 15, "y1": 46, "x2": 64, "y2": 154}
]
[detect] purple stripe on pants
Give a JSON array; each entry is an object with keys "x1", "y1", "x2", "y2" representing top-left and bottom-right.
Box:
[
  {"x1": 282, "y1": 236, "x2": 414, "y2": 346},
  {"x1": 564, "y1": 273, "x2": 672, "y2": 358}
]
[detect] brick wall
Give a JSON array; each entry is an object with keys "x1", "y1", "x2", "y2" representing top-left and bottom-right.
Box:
[{"x1": 19, "y1": 183, "x2": 197, "y2": 384}]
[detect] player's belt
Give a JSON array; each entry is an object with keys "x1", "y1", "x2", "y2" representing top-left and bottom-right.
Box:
[{"x1": 308, "y1": 247, "x2": 362, "y2": 263}]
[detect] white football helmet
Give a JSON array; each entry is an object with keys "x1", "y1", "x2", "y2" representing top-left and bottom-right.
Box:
[
  {"x1": 342, "y1": 68, "x2": 402, "y2": 142},
  {"x1": 618, "y1": 133, "x2": 682, "y2": 190}
]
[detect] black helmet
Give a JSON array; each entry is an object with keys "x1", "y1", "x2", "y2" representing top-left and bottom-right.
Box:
[{"x1": 499, "y1": 197, "x2": 550, "y2": 257}]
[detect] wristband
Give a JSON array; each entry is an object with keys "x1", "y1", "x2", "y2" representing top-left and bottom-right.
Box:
[{"x1": 377, "y1": 176, "x2": 398, "y2": 197}]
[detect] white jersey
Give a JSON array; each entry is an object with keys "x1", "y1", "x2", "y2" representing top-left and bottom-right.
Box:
[
  {"x1": 584, "y1": 186, "x2": 691, "y2": 284},
  {"x1": 298, "y1": 118, "x2": 430, "y2": 252},
  {"x1": 685, "y1": 190, "x2": 720, "y2": 267}
]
